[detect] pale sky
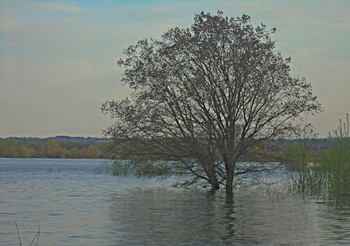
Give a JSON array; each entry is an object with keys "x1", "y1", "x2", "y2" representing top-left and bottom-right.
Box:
[{"x1": 1, "y1": 0, "x2": 349, "y2": 138}]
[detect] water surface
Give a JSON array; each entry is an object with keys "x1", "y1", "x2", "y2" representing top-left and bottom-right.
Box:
[{"x1": 1, "y1": 158, "x2": 349, "y2": 245}]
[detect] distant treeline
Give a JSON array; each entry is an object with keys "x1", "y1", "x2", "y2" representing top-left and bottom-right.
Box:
[
  {"x1": 0, "y1": 136, "x2": 345, "y2": 160},
  {"x1": 0, "y1": 138, "x2": 110, "y2": 159}
]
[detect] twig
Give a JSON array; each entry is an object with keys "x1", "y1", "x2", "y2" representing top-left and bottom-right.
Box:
[
  {"x1": 29, "y1": 224, "x2": 40, "y2": 246},
  {"x1": 15, "y1": 221, "x2": 40, "y2": 246},
  {"x1": 15, "y1": 221, "x2": 22, "y2": 246}
]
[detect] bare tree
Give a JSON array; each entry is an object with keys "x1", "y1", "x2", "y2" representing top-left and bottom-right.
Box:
[{"x1": 102, "y1": 11, "x2": 321, "y2": 195}]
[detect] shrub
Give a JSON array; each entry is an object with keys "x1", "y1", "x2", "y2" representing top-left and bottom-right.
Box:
[{"x1": 96, "y1": 160, "x2": 172, "y2": 177}]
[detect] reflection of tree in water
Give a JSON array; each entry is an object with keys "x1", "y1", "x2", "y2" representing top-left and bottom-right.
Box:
[
  {"x1": 108, "y1": 188, "x2": 231, "y2": 244},
  {"x1": 223, "y1": 195, "x2": 236, "y2": 244},
  {"x1": 107, "y1": 188, "x2": 327, "y2": 245}
]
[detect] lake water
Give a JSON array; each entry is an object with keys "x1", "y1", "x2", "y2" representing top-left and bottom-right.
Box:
[{"x1": 1, "y1": 158, "x2": 350, "y2": 245}]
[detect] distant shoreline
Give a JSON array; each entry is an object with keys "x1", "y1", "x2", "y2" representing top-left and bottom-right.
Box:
[
  {"x1": 1, "y1": 136, "x2": 349, "y2": 160},
  {"x1": 0, "y1": 136, "x2": 107, "y2": 144}
]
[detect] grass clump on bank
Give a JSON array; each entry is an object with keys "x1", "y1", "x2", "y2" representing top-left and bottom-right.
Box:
[
  {"x1": 289, "y1": 114, "x2": 350, "y2": 205},
  {"x1": 317, "y1": 135, "x2": 350, "y2": 202}
]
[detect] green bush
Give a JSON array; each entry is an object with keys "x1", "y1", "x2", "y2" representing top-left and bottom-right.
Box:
[
  {"x1": 96, "y1": 160, "x2": 172, "y2": 176},
  {"x1": 111, "y1": 160, "x2": 134, "y2": 175}
]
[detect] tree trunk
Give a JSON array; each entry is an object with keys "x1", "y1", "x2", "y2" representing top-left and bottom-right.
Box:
[
  {"x1": 208, "y1": 170, "x2": 220, "y2": 191},
  {"x1": 207, "y1": 162, "x2": 220, "y2": 191},
  {"x1": 210, "y1": 179, "x2": 220, "y2": 191}
]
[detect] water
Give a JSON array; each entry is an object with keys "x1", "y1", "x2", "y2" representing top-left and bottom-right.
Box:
[{"x1": 1, "y1": 158, "x2": 350, "y2": 245}]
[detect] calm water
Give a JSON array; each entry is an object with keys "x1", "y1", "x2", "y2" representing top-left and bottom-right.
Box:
[{"x1": 1, "y1": 158, "x2": 350, "y2": 245}]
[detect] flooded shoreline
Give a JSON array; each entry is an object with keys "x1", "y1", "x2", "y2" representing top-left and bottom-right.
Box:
[{"x1": 1, "y1": 158, "x2": 349, "y2": 245}]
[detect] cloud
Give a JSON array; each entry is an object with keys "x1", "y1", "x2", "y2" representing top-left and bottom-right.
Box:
[{"x1": 39, "y1": 2, "x2": 84, "y2": 13}]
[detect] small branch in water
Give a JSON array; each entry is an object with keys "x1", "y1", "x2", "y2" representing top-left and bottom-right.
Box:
[
  {"x1": 15, "y1": 221, "x2": 22, "y2": 246},
  {"x1": 29, "y1": 224, "x2": 40, "y2": 246},
  {"x1": 15, "y1": 221, "x2": 40, "y2": 246},
  {"x1": 235, "y1": 163, "x2": 283, "y2": 176}
]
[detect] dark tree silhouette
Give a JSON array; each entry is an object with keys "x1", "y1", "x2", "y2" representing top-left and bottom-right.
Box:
[{"x1": 102, "y1": 11, "x2": 321, "y2": 195}]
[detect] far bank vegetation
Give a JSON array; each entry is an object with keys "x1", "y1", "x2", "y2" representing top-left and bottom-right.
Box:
[
  {"x1": 0, "y1": 136, "x2": 342, "y2": 163},
  {"x1": 0, "y1": 138, "x2": 109, "y2": 159}
]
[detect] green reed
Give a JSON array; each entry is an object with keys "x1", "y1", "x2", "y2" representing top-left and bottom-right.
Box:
[
  {"x1": 317, "y1": 137, "x2": 350, "y2": 203},
  {"x1": 289, "y1": 114, "x2": 350, "y2": 205}
]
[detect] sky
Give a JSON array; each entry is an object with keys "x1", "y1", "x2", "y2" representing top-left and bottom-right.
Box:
[{"x1": 0, "y1": 0, "x2": 349, "y2": 138}]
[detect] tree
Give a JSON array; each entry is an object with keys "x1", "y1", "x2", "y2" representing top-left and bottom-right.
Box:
[
  {"x1": 47, "y1": 139, "x2": 63, "y2": 158},
  {"x1": 85, "y1": 144, "x2": 102, "y2": 159},
  {"x1": 102, "y1": 11, "x2": 321, "y2": 195}
]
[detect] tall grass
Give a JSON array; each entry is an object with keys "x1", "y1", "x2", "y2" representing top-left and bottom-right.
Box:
[
  {"x1": 286, "y1": 120, "x2": 322, "y2": 195},
  {"x1": 289, "y1": 114, "x2": 350, "y2": 205},
  {"x1": 317, "y1": 122, "x2": 350, "y2": 203}
]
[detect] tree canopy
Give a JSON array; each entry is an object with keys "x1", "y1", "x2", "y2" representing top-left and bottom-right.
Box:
[{"x1": 102, "y1": 11, "x2": 321, "y2": 195}]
